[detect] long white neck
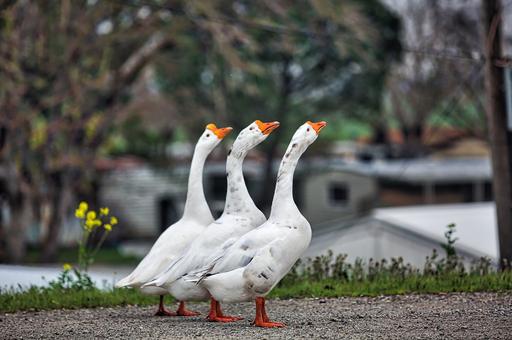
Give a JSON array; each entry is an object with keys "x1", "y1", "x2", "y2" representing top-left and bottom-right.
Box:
[
  {"x1": 269, "y1": 141, "x2": 305, "y2": 220},
  {"x1": 182, "y1": 145, "x2": 213, "y2": 224},
  {"x1": 223, "y1": 149, "x2": 260, "y2": 216}
]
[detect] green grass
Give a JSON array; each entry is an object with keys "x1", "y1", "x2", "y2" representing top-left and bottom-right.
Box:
[
  {"x1": 271, "y1": 272, "x2": 512, "y2": 299},
  {"x1": 1, "y1": 272, "x2": 511, "y2": 313},
  {"x1": 0, "y1": 286, "x2": 157, "y2": 313}
]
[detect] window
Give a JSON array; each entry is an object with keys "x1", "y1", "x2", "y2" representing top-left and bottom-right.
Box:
[{"x1": 329, "y1": 182, "x2": 349, "y2": 206}]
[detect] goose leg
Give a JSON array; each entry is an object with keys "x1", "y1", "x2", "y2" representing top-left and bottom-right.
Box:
[
  {"x1": 216, "y1": 299, "x2": 243, "y2": 321},
  {"x1": 176, "y1": 301, "x2": 201, "y2": 316},
  {"x1": 253, "y1": 297, "x2": 285, "y2": 328},
  {"x1": 154, "y1": 295, "x2": 177, "y2": 316},
  {"x1": 261, "y1": 297, "x2": 270, "y2": 322},
  {"x1": 206, "y1": 298, "x2": 242, "y2": 322}
]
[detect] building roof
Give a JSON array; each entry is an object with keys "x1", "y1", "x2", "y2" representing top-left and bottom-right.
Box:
[
  {"x1": 370, "y1": 157, "x2": 492, "y2": 183},
  {"x1": 374, "y1": 202, "x2": 498, "y2": 260},
  {"x1": 308, "y1": 202, "x2": 498, "y2": 264},
  {"x1": 307, "y1": 157, "x2": 492, "y2": 183}
]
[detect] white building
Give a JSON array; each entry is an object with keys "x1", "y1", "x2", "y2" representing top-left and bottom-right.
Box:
[
  {"x1": 305, "y1": 202, "x2": 498, "y2": 268},
  {"x1": 100, "y1": 165, "x2": 187, "y2": 238},
  {"x1": 299, "y1": 168, "x2": 376, "y2": 225}
]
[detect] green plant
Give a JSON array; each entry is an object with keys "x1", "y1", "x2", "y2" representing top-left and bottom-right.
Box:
[
  {"x1": 331, "y1": 254, "x2": 350, "y2": 281},
  {"x1": 470, "y1": 257, "x2": 493, "y2": 276},
  {"x1": 441, "y1": 223, "x2": 458, "y2": 257},
  {"x1": 74, "y1": 202, "x2": 118, "y2": 272},
  {"x1": 45, "y1": 202, "x2": 120, "y2": 290},
  {"x1": 49, "y1": 265, "x2": 94, "y2": 291}
]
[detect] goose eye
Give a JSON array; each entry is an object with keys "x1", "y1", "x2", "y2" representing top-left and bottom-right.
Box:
[
  {"x1": 307, "y1": 128, "x2": 310, "y2": 132},
  {"x1": 249, "y1": 127, "x2": 254, "y2": 130},
  {"x1": 206, "y1": 133, "x2": 210, "y2": 137}
]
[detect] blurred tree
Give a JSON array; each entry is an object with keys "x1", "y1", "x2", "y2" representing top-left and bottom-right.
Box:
[
  {"x1": 385, "y1": 0, "x2": 486, "y2": 156},
  {"x1": 0, "y1": 0, "x2": 174, "y2": 262},
  {"x1": 155, "y1": 0, "x2": 402, "y2": 208},
  {"x1": 0, "y1": 0, "x2": 402, "y2": 261}
]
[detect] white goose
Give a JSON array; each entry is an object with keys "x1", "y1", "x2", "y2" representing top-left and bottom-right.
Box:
[
  {"x1": 186, "y1": 121, "x2": 326, "y2": 327},
  {"x1": 143, "y1": 120, "x2": 280, "y2": 322},
  {"x1": 115, "y1": 123, "x2": 232, "y2": 316}
]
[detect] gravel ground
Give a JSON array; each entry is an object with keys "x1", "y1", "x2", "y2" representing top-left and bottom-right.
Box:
[{"x1": 2, "y1": 292, "x2": 511, "y2": 339}]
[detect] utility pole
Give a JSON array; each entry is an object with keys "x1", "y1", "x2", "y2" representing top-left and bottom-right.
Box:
[{"x1": 482, "y1": 0, "x2": 512, "y2": 269}]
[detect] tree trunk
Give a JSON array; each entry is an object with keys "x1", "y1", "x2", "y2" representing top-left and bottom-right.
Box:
[
  {"x1": 2, "y1": 161, "x2": 32, "y2": 264},
  {"x1": 401, "y1": 123, "x2": 425, "y2": 158},
  {"x1": 5, "y1": 191, "x2": 31, "y2": 263},
  {"x1": 41, "y1": 171, "x2": 73, "y2": 262},
  {"x1": 258, "y1": 56, "x2": 292, "y2": 211},
  {"x1": 482, "y1": 0, "x2": 512, "y2": 269},
  {"x1": 0, "y1": 201, "x2": 5, "y2": 262}
]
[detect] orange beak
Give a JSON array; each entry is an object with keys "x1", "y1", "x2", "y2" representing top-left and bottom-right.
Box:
[
  {"x1": 206, "y1": 123, "x2": 233, "y2": 139},
  {"x1": 255, "y1": 120, "x2": 280, "y2": 135},
  {"x1": 307, "y1": 121, "x2": 327, "y2": 134}
]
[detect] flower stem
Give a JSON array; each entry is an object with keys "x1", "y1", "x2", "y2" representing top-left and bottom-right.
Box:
[
  {"x1": 78, "y1": 226, "x2": 90, "y2": 272},
  {"x1": 89, "y1": 231, "x2": 109, "y2": 266}
]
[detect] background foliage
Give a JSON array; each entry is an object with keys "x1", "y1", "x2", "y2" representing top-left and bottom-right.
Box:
[{"x1": 0, "y1": 0, "x2": 488, "y2": 264}]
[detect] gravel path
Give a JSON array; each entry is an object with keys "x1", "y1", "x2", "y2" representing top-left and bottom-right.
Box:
[{"x1": 2, "y1": 293, "x2": 511, "y2": 339}]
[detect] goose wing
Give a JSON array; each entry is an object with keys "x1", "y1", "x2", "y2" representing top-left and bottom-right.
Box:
[{"x1": 185, "y1": 223, "x2": 282, "y2": 282}]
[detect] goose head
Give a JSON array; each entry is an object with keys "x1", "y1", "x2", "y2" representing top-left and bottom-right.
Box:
[
  {"x1": 230, "y1": 120, "x2": 280, "y2": 156},
  {"x1": 196, "y1": 123, "x2": 233, "y2": 152},
  {"x1": 286, "y1": 121, "x2": 327, "y2": 156}
]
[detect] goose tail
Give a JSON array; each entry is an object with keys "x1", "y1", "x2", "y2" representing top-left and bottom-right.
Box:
[{"x1": 115, "y1": 275, "x2": 136, "y2": 288}]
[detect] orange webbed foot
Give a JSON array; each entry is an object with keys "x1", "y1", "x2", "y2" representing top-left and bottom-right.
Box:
[
  {"x1": 220, "y1": 315, "x2": 244, "y2": 321},
  {"x1": 176, "y1": 301, "x2": 200, "y2": 316},
  {"x1": 253, "y1": 297, "x2": 284, "y2": 328},
  {"x1": 154, "y1": 309, "x2": 177, "y2": 317},
  {"x1": 155, "y1": 296, "x2": 177, "y2": 316},
  {"x1": 254, "y1": 320, "x2": 286, "y2": 328},
  {"x1": 177, "y1": 309, "x2": 201, "y2": 316},
  {"x1": 207, "y1": 315, "x2": 242, "y2": 323},
  {"x1": 208, "y1": 298, "x2": 243, "y2": 322}
]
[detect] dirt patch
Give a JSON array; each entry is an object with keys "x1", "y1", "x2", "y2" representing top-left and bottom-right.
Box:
[{"x1": 2, "y1": 292, "x2": 511, "y2": 339}]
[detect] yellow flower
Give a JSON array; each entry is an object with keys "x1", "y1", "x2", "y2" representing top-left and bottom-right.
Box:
[
  {"x1": 63, "y1": 263, "x2": 72, "y2": 271},
  {"x1": 75, "y1": 208, "x2": 85, "y2": 219},
  {"x1": 86, "y1": 211, "x2": 96, "y2": 220},
  {"x1": 93, "y1": 219, "x2": 102, "y2": 227},
  {"x1": 104, "y1": 224, "x2": 112, "y2": 231},
  {"x1": 110, "y1": 216, "x2": 118, "y2": 225},
  {"x1": 100, "y1": 207, "x2": 109, "y2": 216},
  {"x1": 85, "y1": 219, "x2": 96, "y2": 231},
  {"x1": 79, "y1": 202, "x2": 88, "y2": 212}
]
